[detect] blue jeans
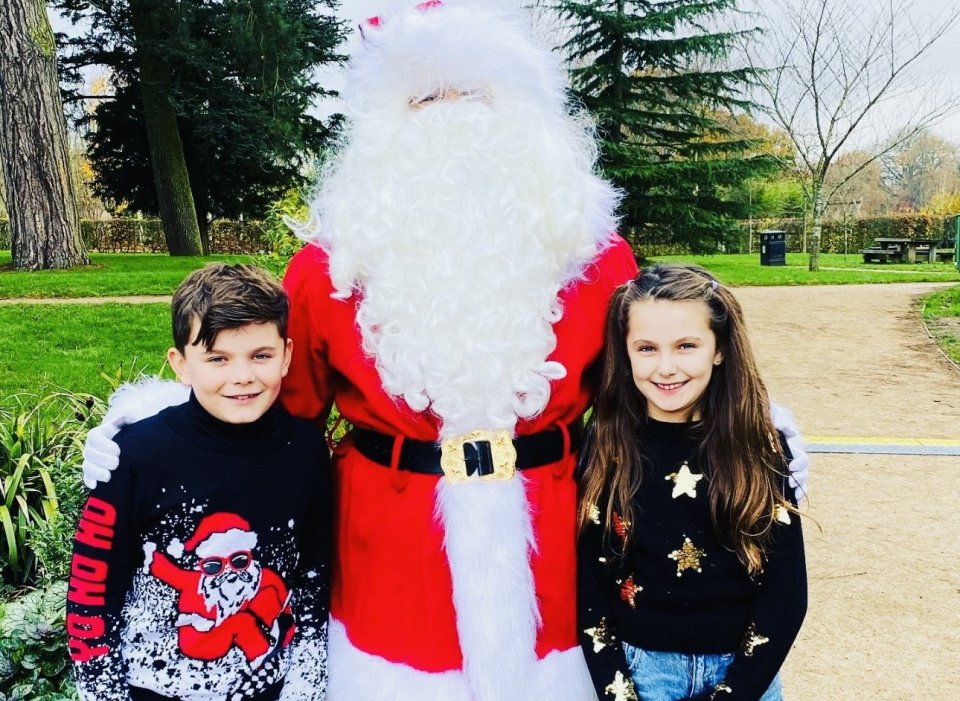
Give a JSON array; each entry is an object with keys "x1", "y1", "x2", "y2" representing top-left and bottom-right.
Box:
[{"x1": 622, "y1": 643, "x2": 783, "y2": 701}]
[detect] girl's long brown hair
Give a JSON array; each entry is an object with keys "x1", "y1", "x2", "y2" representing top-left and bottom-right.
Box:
[{"x1": 578, "y1": 263, "x2": 792, "y2": 574}]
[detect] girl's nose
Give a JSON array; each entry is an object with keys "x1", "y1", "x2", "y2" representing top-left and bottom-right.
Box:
[{"x1": 656, "y1": 354, "x2": 678, "y2": 376}]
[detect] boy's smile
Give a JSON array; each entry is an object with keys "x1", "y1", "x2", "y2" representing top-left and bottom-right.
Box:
[{"x1": 168, "y1": 322, "x2": 292, "y2": 424}]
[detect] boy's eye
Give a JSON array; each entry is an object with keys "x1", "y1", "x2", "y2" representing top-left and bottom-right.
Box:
[
  {"x1": 207, "y1": 356, "x2": 227, "y2": 363},
  {"x1": 254, "y1": 353, "x2": 273, "y2": 360}
]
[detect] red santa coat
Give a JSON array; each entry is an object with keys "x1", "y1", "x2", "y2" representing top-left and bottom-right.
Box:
[{"x1": 280, "y1": 235, "x2": 637, "y2": 697}]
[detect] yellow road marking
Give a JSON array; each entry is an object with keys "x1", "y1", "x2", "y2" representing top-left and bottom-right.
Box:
[{"x1": 807, "y1": 436, "x2": 960, "y2": 447}]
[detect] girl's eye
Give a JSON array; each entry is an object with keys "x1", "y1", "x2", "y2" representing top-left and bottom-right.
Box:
[
  {"x1": 635, "y1": 345, "x2": 654, "y2": 353},
  {"x1": 680, "y1": 343, "x2": 697, "y2": 350}
]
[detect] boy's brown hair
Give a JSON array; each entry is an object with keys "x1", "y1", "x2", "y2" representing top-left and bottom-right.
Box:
[{"x1": 171, "y1": 263, "x2": 289, "y2": 352}]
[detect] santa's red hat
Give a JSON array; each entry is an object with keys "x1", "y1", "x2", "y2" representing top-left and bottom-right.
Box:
[{"x1": 185, "y1": 512, "x2": 259, "y2": 560}]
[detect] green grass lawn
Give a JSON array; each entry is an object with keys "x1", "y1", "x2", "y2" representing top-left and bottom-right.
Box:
[
  {"x1": 1, "y1": 250, "x2": 958, "y2": 398},
  {"x1": 1, "y1": 251, "x2": 957, "y2": 300},
  {"x1": 0, "y1": 303, "x2": 173, "y2": 397},
  {"x1": 921, "y1": 286, "x2": 960, "y2": 365},
  {"x1": 650, "y1": 252, "x2": 960, "y2": 285},
  {"x1": 0, "y1": 252, "x2": 256, "y2": 298}
]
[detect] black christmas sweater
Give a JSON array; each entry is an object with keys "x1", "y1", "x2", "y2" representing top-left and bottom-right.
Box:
[
  {"x1": 578, "y1": 418, "x2": 807, "y2": 701},
  {"x1": 67, "y1": 392, "x2": 331, "y2": 701}
]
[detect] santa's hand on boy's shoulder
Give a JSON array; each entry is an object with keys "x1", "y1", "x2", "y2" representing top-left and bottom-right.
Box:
[
  {"x1": 770, "y1": 400, "x2": 809, "y2": 504},
  {"x1": 82, "y1": 377, "x2": 190, "y2": 488}
]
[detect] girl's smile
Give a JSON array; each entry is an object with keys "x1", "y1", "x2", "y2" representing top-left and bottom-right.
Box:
[{"x1": 625, "y1": 299, "x2": 722, "y2": 423}]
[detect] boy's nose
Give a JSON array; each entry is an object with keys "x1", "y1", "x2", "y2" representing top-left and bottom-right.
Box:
[{"x1": 230, "y1": 362, "x2": 256, "y2": 384}]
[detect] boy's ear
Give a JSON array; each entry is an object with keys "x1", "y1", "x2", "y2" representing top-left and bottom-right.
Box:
[
  {"x1": 281, "y1": 338, "x2": 293, "y2": 378},
  {"x1": 167, "y1": 347, "x2": 192, "y2": 385}
]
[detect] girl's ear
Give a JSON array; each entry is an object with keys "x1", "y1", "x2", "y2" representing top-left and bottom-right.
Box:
[
  {"x1": 713, "y1": 351, "x2": 723, "y2": 366},
  {"x1": 167, "y1": 347, "x2": 192, "y2": 385}
]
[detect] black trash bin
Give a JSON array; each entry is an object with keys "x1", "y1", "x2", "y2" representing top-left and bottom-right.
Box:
[{"x1": 759, "y1": 230, "x2": 786, "y2": 266}]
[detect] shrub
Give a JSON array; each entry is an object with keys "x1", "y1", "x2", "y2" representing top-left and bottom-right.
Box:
[
  {"x1": 0, "y1": 393, "x2": 103, "y2": 587},
  {"x1": 255, "y1": 189, "x2": 310, "y2": 277},
  {"x1": 0, "y1": 218, "x2": 272, "y2": 254},
  {"x1": 0, "y1": 581, "x2": 77, "y2": 701}
]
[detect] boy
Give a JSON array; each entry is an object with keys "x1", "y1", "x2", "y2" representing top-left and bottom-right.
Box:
[{"x1": 67, "y1": 263, "x2": 330, "y2": 701}]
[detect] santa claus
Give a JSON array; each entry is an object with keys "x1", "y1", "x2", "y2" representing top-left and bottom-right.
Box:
[
  {"x1": 84, "y1": 1, "x2": 808, "y2": 699},
  {"x1": 147, "y1": 512, "x2": 294, "y2": 665}
]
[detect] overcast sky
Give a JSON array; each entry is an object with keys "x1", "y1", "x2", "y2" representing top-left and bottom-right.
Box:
[{"x1": 52, "y1": 0, "x2": 960, "y2": 143}]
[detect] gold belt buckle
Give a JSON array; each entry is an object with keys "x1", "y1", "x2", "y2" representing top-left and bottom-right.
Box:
[{"x1": 440, "y1": 429, "x2": 517, "y2": 485}]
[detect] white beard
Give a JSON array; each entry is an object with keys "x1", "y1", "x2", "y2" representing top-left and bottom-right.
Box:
[
  {"x1": 307, "y1": 97, "x2": 618, "y2": 438},
  {"x1": 199, "y1": 563, "x2": 262, "y2": 624}
]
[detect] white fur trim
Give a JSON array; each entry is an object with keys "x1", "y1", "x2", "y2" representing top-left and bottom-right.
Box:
[
  {"x1": 345, "y1": 1, "x2": 569, "y2": 128},
  {"x1": 770, "y1": 401, "x2": 810, "y2": 503},
  {"x1": 436, "y1": 476, "x2": 539, "y2": 701},
  {"x1": 103, "y1": 377, "x2": 190, "y2": 438},
  {"x1": 327, "y1": 618, "x2": 595, "y2": 701},
  {"x1": 193, "y1": 529, "x2": 258, "y2": 560}
]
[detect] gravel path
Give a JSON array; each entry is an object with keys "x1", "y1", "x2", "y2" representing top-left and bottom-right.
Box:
[{"x1": 733, "y1": 282, "x2": 959, "y2": 701}]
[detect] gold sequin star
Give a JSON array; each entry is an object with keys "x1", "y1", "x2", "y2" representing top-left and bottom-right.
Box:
[
  {"x1": 665, "y1": 461, "x2": 703, "y2": 499},
  {"x1": 584, "y1": 617, "x2": 616, "y2": 653},
  {"x1": 618, "y1": 574, "x2": 642, "y2": 608},
  {"x1": 774, "y1": 504, "x2": 791, "y2": 524},
  {"x1": 588, "y1": 503, "x2": 601, "y2": 525},
  {"x1": 604, "y1": 671, "x2": 638, "y2": 701},
  {"x1": 741, "y1": 622, "x2": 770, "y2": 657},
  {"x1": 668, "y1": 537, "x2": 705, "y2": 576}
]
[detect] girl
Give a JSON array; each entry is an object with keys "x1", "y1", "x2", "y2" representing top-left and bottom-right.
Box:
[{"x1": 578, "y1": 264, "x2": 807, "y2": 701}]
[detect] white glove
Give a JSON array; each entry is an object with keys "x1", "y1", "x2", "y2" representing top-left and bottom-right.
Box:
[
  {"x1": 770, "y1": 401, "x2": 809, "y2": 503},
  {"x1": 82, "y1": 378, "x2": 190, "y2": 489}
]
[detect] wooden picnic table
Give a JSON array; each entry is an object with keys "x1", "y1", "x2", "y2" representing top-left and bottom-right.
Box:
[{"x1": 872, "y1": 237, "x2": 941, "y2": 263}]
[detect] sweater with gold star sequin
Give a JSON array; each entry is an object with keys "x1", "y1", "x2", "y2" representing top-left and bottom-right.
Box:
[{"x1": 578, "y1": 418, "x2": 807, "y2": 701}]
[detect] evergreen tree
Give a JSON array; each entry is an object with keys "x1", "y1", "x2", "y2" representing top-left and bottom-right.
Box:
[
  {"x1": 55, "y1": 0, "x2": 345, "y2": 252},
  {"x1": 554, "y1": 0, "x2": 776, "y2": 251}
]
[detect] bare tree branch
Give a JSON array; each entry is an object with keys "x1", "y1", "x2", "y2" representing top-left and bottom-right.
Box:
[{"x1": 742, "y1": 0, "x2": 960, "y2": 269}]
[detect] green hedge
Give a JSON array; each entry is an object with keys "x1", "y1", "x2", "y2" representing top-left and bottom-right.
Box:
[
  {"x1": 4, "y1": 213, "x2": 956, "y2": 257},
  {"x1": 0, "y1": 218, "x2": 270, "y2": 254},
  {"x1": 739, "y1": 213, "x2": 957, "y2": 253}
]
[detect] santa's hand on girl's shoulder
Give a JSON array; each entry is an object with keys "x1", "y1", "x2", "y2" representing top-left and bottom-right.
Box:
[
  {"x1": 82, "y1": 377, "x2": 190, "y2": 488},
  {"x1": 770, "y1": 400, "x2": 810, "y2": 504}
]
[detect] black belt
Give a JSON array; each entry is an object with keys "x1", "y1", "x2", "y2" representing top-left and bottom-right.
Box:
[{"x1": 352, "y1": 421, "x2": 583, "y2": 477}]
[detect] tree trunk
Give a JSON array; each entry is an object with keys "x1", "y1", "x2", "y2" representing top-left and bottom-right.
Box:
[
  {"x1": 808, "y1": 186, "x2": 826, "y2": 272},
  {"x1": 0, "y1": 0, "x2": 88, "y2": 270},
  {"x1": 129, "y1": 0, "x2": 203, "y2": 256}
]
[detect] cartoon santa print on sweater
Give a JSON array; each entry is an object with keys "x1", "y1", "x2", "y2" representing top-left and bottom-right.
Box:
[
  {"x1": 146, "y1": 512, "x2": 294, "y2": 666},
  {"x1": 82, "y1": 2, "x2": 810, "y2": 699}
]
